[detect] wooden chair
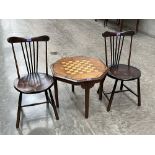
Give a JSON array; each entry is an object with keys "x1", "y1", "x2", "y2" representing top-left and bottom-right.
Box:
[
  {"x1": 98, "y1": 31, "x2": 141, "y2": 111},
  {"x1": 7, "y1": 35, "x2": 59, "y2": 128},
  {"x1": 95, "y1": 19, "x2": 108, "y2": 27}
]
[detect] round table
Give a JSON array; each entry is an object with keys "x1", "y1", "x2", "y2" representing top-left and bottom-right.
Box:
[{"x1": 51, "y1": 56, "x2": 108, "y2": 118}]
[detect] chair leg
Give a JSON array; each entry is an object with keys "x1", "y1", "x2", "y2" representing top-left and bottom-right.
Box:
[
  {"x1": 72, "y1": 84, "x2": 74, "y2": 93},
  {"x1": 16, "y1": 92, "x2": 22, "y2": 128},
  {"x1": 48, "y1": 89, "x2": 59, "y2": 120},
  {"x1": 45, "y1": 90, "x2": 49, "y2": 107},
  {"x1": 137, "y1": 78, "x2": 141, "y2": 106},
  {"x1": 120, "y1": 80, "x2": 124, "y2": 91},
  {"x1": 97, "y1": 76, "x2": 106, "y2": 100},
  {"x1": 107, "y1": 79, "x2": 118, "y2": 112},
  {"x1": 54, "y1": 79, "x2": 59, "y2": 108}
]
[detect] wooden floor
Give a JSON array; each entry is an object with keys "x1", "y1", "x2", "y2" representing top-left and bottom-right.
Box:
[{"x1": 0, "y1": 19, "x2": 155, "y2": 134}]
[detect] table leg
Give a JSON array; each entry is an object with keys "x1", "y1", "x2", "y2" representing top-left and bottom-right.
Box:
[
  {"x1": 72, "y1": 84, "x2": 74, "y2": 93},
  {"x1": 99, "y1": 76, "x2": 106, "y2": 100},
  {"x1": 81, "y1": 82, "x2": 94, "y2": 118},
  {"x1": 54, "y1": 78, "x2": 59, "y2": 108},
  {"x1": 85, "y1": 87, "x2": 90, "y2": 118}
]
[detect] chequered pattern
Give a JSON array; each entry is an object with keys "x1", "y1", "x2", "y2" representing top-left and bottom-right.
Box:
[{"x1": 61, "y1": 60, "x2": 99, "y2": 75}]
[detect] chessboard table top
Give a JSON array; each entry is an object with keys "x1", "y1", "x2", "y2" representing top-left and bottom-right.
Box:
[{"x1": 51, "y1": 56, "x2": 108, "y2": 83}]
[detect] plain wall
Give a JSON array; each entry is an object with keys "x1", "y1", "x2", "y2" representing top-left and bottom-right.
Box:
[{"x1": 123, "y1": 19, "x2": 155, "y2": 37}]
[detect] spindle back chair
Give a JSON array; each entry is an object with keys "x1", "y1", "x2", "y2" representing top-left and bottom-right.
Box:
[
  {"x1": 98, "y1": 31, "x2": 141, "y2": 111},
  {"x1": 7, "y1": 35, "x2": 59, "y2": 128}
]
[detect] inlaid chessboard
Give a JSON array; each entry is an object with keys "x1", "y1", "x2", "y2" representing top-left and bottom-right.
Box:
[
  {"x1": 61, "y1": 59, "x2": 99, "y2": 75},
  {"x1": 51, "y1": 56, "x2": 108, "y2": 81}
]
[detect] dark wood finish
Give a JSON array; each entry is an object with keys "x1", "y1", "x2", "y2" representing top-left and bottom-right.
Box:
[
  {"x1": 49, "y1": 89, "x2": 59, "y2": 120},
  {"x1": 120, "y1": 80, "x2": 123, "y2": 91},
  {"x1": 122, "y1": 83, "x2": 138, "y2": 96},
  {"x1": 45, "y1": 90, "x2": 50, "y2": 108},
  {"x1": 107, "y1": 79, "x2": 118, "y2": 112},
  {"x1": 54, "y1": 78, "x2": 59, "y2": 108},
  {"x1": 85, "y1": 87, "x2": 90, "y2": 118},
  {"x1": 21, "y1": 101, "x2": 48, "y2": 107},
  {"x1": 16, "y1": 92, "x2": 22, "y2": 128},
  {"x1": 81, "y1": 82, "x2": 95, "y2": 118},
  {"x1": 7, "y1": 35, "x2": 59, "y2": 128},
  {"x1": 99, "y1": 76, "x2": 106, "y2": 100},
  {"x1": 108, "y1": 64, "x2": 141, "y2": 81},
  {"x1": 51, "y1": 56, "x2": 108, "y2": 118},
  {"x1": 14, "y1": 73, "x2": 54, "y2": 94},
  {"x1": 72, "y1": 84, "x2": 75, "y2": 93},
  {"x1": 137, "y1": 78, "x2": 141, "y2": 106},
  {"x1": 98, "y1": 31, "x2": 141, "y2": 111}
]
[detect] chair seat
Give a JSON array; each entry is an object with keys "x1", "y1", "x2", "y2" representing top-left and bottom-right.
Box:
[
  {"x1": 108, "y1": 64, "x2": 141, "y2": 81},
  {"x1": 14, "y1": 73, "x2": 54, "y2": 94}
]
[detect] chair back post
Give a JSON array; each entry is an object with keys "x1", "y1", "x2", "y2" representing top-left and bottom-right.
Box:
[
  {"x1": 11, "y1": 43, "x2": 20, "y2": 79},
  {"x1": 128, "y1": 35, "x2": 133, "y2": 66},
  {"x1": 36, "y1": 41, "x2": 39, "y2": 73},
  {"x1": 104, "y1": 37, "x2": 108, "y2": 66},
  {"x1": 45, "y1": 41, "x2": 48, "y2": 75}
]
